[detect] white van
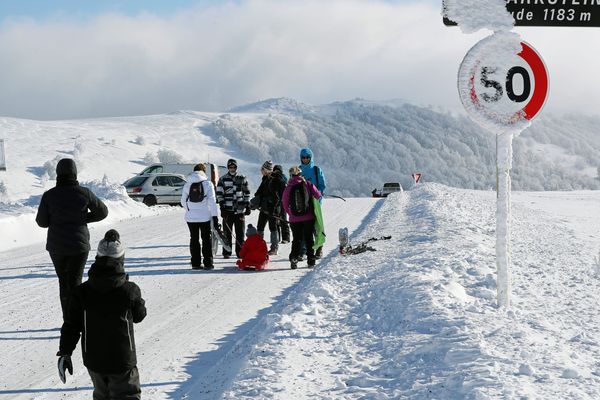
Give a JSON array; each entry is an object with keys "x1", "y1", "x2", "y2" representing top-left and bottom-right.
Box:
[{"x1": 133, "y1": 163, "x2": 227, "y2": 186}]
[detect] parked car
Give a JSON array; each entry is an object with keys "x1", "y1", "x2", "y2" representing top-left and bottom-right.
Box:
[
  {"x1": 372, "y1": 182, "x2": 403, "y2": 197},
  {"x1": 135, "y1": 163, "x2": 226, "y2": 185},
  {"x1": 124, "y1": 173, "x2": 186, "y2": 206}
]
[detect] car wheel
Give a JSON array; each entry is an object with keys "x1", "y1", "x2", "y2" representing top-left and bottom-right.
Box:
[{"x1": 143, "y1": 195, "x2": 157, "y2": 206}]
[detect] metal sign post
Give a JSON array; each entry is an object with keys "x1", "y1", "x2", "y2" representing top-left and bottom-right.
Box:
[{"x1": 458, "y1": 32, "x2": 549, "y2": 307}]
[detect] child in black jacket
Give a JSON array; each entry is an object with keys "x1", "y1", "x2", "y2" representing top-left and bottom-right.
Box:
[{"x1": 57, "y1": 229, "x2": 146, "y2": 400}]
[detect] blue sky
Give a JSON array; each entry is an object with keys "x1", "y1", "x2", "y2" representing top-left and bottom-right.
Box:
[{"x1": 0, "y1": 0, "x2": 220, "y2": 20}]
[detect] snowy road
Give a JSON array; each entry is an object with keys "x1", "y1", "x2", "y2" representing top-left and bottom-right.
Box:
[{"x1": 0, "y1": 198, "x2": 383, "y2": 400}]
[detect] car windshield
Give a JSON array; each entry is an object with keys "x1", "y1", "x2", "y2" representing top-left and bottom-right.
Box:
[
  {"x1": 125, "y1": 176, "x2": 148, "y2": 187},
  {"x1": 141, "y1": 166, "x2": 163, "y2": 174}
]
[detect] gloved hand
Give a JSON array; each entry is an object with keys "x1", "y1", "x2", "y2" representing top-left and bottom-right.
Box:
[
  {"x1": 57, "y1": 354, "x2": 73, "y2": 383},
  {"x1": 244, "y1": 206, "x2": 251, "y2": 216},
  {"x1": 212, "y1": 216, "x2": 220, "y2": 229}
]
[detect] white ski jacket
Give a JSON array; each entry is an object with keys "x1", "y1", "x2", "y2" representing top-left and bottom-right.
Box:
[{"x1": 180, "y1": 171, "x2": 219, "y2": 223}]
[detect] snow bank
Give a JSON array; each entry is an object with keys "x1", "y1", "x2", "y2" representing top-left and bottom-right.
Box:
[{"x1": 216, "y1": 184, "x2": 600, "y2": 399}]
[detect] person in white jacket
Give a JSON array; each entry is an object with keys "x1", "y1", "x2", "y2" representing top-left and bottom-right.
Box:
[{"x1": 180, "y1": 164, "x2": 220, "y2": 270}]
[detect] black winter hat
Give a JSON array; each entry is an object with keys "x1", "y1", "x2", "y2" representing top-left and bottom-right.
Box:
[
  {"x1": 227, "y1": 159, "x2": 238, "y2": 168},
  {"x1": 273, "y1": 164, "x2": 283, "y2": 173},
  {"x1": 56, "y1": 158, "x2": 77, "y2": 178},
  {"x1": 246, "y1": 224, "x2": 258, "y2": 237}
]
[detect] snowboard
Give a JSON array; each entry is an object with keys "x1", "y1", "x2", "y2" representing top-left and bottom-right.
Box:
[
  {"x1": 338, "y1": 227, "x2": 349, "y2": 255},
  {"x1": 312, "y1": 197, "x2": 326, "y2": 251},
  {"x1": 211, "y1": 220, "x2": 232, "y2": 253}
]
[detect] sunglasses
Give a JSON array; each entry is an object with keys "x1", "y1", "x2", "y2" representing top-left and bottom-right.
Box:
[
  {"x1": 228, "y1": 165, "x2": 237, "y2": 169},
  {"x1": 301, "y1": 156, "x2": 311, "y2": 159}
]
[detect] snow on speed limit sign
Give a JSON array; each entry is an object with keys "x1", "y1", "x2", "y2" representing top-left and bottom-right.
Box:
[{"x1": 458, "y1": 32, "x2": 549, "y2": 132}]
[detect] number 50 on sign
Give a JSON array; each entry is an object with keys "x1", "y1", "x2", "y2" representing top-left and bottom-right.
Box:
[{"x1": 458, "y1": 33, "x2": 549, "y2": 132}]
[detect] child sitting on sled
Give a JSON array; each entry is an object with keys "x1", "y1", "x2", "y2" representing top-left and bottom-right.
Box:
[{"x1": 236, "y1": 224, "x2": 269, "y2": 270}]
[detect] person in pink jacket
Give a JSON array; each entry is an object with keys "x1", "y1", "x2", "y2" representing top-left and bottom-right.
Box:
[{"x1": 282, "y1": 166, "x2": 321, "y2": 269}]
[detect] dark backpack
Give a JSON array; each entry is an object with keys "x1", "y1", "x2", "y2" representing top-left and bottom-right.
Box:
[
  {"x1": 188, "y1": 181, "x2": 205, "y2": 203},
  {"x1": 289, "y1": 181, "x2": 310, "y2": 216}
]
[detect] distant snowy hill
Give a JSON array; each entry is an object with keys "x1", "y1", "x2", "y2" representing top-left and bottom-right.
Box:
[
  {"x1": 209, "y1": 98, "x2": 600, "y2": 194},
  {"x1": 1, "y1": 97, "x2": 600, "y2": 207}
]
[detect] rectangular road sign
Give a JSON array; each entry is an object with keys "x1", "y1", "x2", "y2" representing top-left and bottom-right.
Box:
[{"x1": 443, "y1": 0, "x2": 600, "y2": 28}]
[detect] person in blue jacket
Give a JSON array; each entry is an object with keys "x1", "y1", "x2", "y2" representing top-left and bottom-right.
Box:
[
  {"x1": 298, "y1": 147, "x2": 326, "y2": 259},
  {"x1": 299, "y1": 148, "x2": 326, "y2": 197}
]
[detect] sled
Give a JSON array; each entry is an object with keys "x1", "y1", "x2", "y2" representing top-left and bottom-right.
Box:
[
  {"x1": 211, "y1": 221, "x2": 232, "y2": 253},
  {"x1": 236, "y1": 259, "x2": 268, "y2": 271},
  {"x1": 312, "y1": 197, "x2": 326, "y2": 251}
]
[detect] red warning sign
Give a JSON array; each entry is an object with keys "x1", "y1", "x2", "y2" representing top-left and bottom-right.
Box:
[{"x1": 458, "y1": 33, "x2": 549, "y2": 132}]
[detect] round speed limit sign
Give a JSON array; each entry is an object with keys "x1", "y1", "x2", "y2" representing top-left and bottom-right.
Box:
[{"x1": 458, "y1": 32, "x2": 549, "y2": 132}]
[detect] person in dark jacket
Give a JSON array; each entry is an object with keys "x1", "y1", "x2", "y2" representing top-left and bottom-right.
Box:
[
  {"x1": 254, "y1": 161, "x2": 281, "y2": 255},
  {"x1": 282, "y1": 166, "x2": 322, "y2": 269},
  {"x1": 216, "y1": 158, "x2": 251, "y2": 259},
  {"x1": 272, "y1": 165, "x2": 290, "y2": 244},
  {"x1": 57, "y1": 229, "x2": 146, "y2": 400},
  {"x1": 35, "y1": 158, "x2": 108, "y2": 320}
]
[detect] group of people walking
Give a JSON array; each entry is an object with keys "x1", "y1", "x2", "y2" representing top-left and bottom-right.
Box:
[
  {"x1": 35, "y1": 147, "x2": 326, "y2": 399},
  {"x1": 181, "y1": 147, "x2": 327, "y2": 271}
]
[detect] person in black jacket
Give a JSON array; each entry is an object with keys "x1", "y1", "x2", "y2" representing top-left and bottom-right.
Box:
[
  {"x1": 57, "y1": 229, "x2": 146, "y2": 400},
  {"x1": 216, "y1": 158, "x2": 251, "y2": 259},
  {"x1": 254, "y1": 161, "x2": 281, "y2": 255},
  {"x1": 35, "y1": 158, "x2": 108, "y2": 320},
  {"x1": 272, "y1": 165, "x2": 290, "y2": 244}
]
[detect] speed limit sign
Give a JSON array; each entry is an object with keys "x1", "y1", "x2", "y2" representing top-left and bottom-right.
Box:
[{"x1": 458, "y1": 32, "x2": 549, "y2": 132}]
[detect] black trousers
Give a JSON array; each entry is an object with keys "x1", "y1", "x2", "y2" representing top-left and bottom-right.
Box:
[
  {"x1": 278, "y1": 210, "x2": 291, "y2": 242},
  {"x1": 88, "y1": 366, "x2": 141, "y2": 400},
  {"x1": 257, "y1": 211, "x2": 279, "y2": 252},
  {"x1": 290, "y1": 220, "x2": 315, "y2": 263},
  {"x1": 221, "y1": 211, "x2": 245, "y2": 257},
  {"x1": 187, "y1": 221, "x2": 213, "y2": 268},
  {"x1": 50, "y1": 252, "x2": 88, "y2": 320}
]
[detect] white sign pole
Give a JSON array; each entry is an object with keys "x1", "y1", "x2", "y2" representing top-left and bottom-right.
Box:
[{"x1": 496, "y1": 132, "x2": 513, "y2": 308}]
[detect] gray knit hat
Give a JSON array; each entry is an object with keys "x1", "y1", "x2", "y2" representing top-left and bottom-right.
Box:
[
  {"x1": 97, "y1": 229, "x2": 125, "y2": 258},
  {"x1": 261, "y1": 160, "x2": 273, "y2": 172},
  {"x1": 246, "y1": 224, "x2": 258, "y2": 237}
]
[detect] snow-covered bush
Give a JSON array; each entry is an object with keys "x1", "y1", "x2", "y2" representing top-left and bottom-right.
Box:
[
  {"x1": 73, "y1": 142, "x2": 85, "y2": 172},
  {"x1": 157, "y1": 149, "x2": 184, "y2": 164},
  {"x1": 40, "y1": 172, "x2": 50, "y2": 187},
  {"x1": 143, "y1": 152, "x2": 158, "y2": 165},
  {"x1": 42, "y1": 156, "x2": 62, "y2": 180},
  {"x1": 218, "y1": 136, "x2": 230, "y2": 147},
  {"x1": 134, "y1": 135, "x2": 146, "y2": 145},
  {"x1": 0, "y1": 180, "x2": 7, "y2": 199},
  {"x1": 81, "y1": 176, "x2": 130, "y2": 202}
]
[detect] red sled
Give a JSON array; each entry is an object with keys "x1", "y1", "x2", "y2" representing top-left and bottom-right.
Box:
[{"x1": 236, "y1": 235, "x2": 269, "y2": 271}]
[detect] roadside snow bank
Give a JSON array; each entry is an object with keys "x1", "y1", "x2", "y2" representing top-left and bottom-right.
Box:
[{"x1": 214, "y1": 183, "x2": 600, "y2": 399}]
